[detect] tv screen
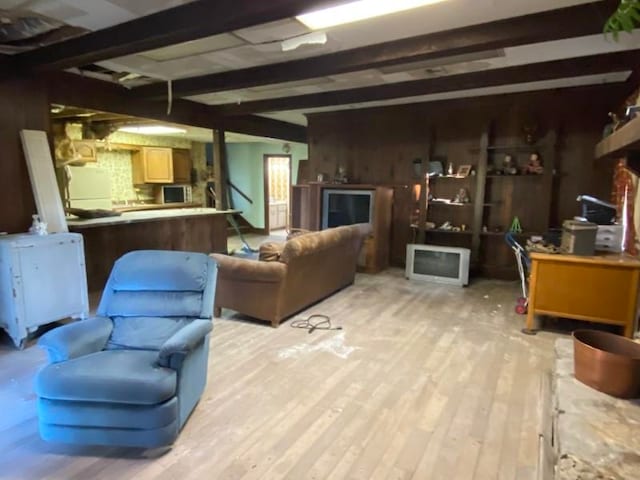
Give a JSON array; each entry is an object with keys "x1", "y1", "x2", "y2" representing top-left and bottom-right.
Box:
[
  {"x1": 413, "y1": 250, "x2": 460, "y2": 279},
  {"x1": 405, "y1": 244, "x2": 470, "y2": 286},
  {"x1": 322, "y1": 190, "x2": 374, "y2": 229}
]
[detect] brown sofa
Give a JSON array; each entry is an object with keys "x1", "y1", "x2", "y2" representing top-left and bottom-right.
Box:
[{"x1": 210, "y1": 223, "x2": 371, "y2": 327}]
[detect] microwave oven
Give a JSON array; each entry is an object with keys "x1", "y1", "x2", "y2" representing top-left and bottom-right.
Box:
[{"x1": 156, "y1": 185, "x2": 192, "y2": 204}]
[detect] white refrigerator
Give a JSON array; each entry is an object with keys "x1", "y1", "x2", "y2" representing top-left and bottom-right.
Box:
[
  {"x1": 0, "y1": 233, "x2": 89, "y2": 348},
  {"x1": 66, "y1": 165, "x2": 113, "y2": 210}
]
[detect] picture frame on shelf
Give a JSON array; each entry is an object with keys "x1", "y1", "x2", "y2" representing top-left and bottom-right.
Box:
[{"x1": 456, "y1": 165, "x2": 472, "y2": 177}]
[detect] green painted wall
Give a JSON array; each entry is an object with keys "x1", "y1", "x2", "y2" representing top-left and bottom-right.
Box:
[{"x1": 226, "y1": 142, "x2": 308, "y2": 228}]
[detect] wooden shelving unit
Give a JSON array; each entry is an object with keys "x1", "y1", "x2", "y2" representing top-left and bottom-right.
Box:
[
  {"x1": 413, "y1": 122, "x2": 558, "y2": 278},
  {"x1": 595, "y1": 115, "x2": 640, "y2": 160},
  {"x1": 595, "y1": 115, "x2": 640, "y2": 176}
]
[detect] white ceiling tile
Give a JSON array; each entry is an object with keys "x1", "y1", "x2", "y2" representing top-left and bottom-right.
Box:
[
  {"x1": 106, "y1": 0, "x2": 194, "y2": 16},
  {"x1": 233, "y1": 18, "x2": 309, "y2": 44},
  {"x1": 258, "y1": 112, "x2": 308, "y2": 126},
  {"x1": 32, "y1": 0, "x2": 135, "y2": 30},
  {"x1": 139, "y1": 33, "x2": 246, "y2": 62},
  {"x1": 295, "y1": 72, "x2": 631, "y2": 116},
  {"x1": 27, "y1": 3, "x2": 87, "y2": 22}
]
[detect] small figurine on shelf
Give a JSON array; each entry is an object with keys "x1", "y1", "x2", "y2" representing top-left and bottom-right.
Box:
[
  {"x1": 453, "y1": 188, "x2": 470, "y2": 204},
  {"x1": 446, "y1": 162, "x2": 455, "y2": 176},
  {"x1": 334, "y1": 165, "x2": 348, "y2": 183},
  {"x1": 525, "y1": 152, "x2": 544, "y2": 175},
  {"x1": 503, "y1": 154, "x2": 518, "y2": 175},
  {"x1": 28, "y1": 214, "x2": 48, "y2": 236},
  {"x1": 509, "y1": 216, "x2": 523, "y2": 234}
]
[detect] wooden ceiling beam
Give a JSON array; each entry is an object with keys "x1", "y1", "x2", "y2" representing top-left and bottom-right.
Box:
[
  {"x1": 7, "y1": 0, "x2": 342, "y2": 72},
  {"x1": 135, "y1": 0, "x2": 619, "y2": 100},
  {"x1": 215, "y1": 49, "x2": 640, "y2": 115},
  {"x1": 46, "y1": 72, "x2": 306, "y2": 143}
]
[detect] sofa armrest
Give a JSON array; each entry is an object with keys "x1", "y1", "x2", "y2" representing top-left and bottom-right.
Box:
[
  {"x1": 158, "y1": 319, "x2": 212, "y2": 368},
  {"x1": 210, "y1": 254, "x2": 286, "y2": 283},
  {"x1": 38, "y1": 316, "x2": 113, "y2": 364}
]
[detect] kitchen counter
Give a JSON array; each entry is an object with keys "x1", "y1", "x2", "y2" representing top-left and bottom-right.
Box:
[
  {"x1": 112, "y1": 202, "x2": 202, "y2": 213},
  {"x1": 67, "y1": 208, "x2": 239, "y2": 229},
  {"x1": 67, "y1": 208, "x2": 239, "y2": 291}
]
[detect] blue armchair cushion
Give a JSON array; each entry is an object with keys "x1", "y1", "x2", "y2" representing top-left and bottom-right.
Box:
[
  {"x1": 36, "y1": 350, "x2": 176, "y2": 405},
  {"x1": 103, "y1": 291, "x2": 204, "y2": 318},
  {"x1": 106, "y1": 316, "x2": 191, "y2": 351},
  {"x1": 158, "y1": 319, "x2": 212, "y2": 368},
  {"x1": 38, "y1": 397, "x2": 178, "y2": 430},
  {"x1": 38, "y1": 316, "x2": 113, "y2": 363},
  {"x1": 111, "y1": 251, "x2": 209, "y2": 292}
]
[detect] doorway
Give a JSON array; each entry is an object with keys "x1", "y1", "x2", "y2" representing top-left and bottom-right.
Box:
[{"x1": 264, "y1": 154, "x2": 292, "y2": 234}]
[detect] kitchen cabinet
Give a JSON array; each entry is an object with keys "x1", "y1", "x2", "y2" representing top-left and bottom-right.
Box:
[
  {"x1": 72, "y1": 140, "x2": 97, "y2": 162},
  {"x1": 269, "y1": 202, "x2": 288, "y2": 230},
  {"x1": 132, "y1": 147, "x2": 173, "y2": 184},
  {"x1": 172, "y1": 148, "x2": 192, "y2": 184},
  {"x1": 0, "y1": 233, "x2": 89, "y2": 348}
]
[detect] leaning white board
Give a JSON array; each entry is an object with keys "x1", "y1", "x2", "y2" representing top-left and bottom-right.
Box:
[{"x1": 20, "y1": 130, "x2": 68, "y2": 233}]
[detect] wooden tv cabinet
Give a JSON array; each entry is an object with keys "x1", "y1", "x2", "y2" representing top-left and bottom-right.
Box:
[{"x1": 291, "y1": 183, "x2": 393, "y2": 273}]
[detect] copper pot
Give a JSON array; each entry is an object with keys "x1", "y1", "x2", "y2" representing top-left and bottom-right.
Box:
[{"x1": 573, "y1": 329, "x2": 640, "y2": 398}]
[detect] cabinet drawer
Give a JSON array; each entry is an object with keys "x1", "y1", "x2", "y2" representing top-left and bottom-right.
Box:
[
  {"x1": 595, "y1": 241, "x2": 623, "y2": 252},
  {"x1": 596, "y1": 225, "x2": 622, "y2": 241}
]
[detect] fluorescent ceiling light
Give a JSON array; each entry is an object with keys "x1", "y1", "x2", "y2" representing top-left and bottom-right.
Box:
[
  {"x1": 118, "y1": 125, "x2": 187, "y2": 135},
  {"x1": 297, "y1": 0, "x2": 449, "y2": 30}
]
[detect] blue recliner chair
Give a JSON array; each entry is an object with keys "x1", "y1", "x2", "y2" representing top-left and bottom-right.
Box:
[{"x1": 35, "y1": 250, "x2": 217, "y2": 448}]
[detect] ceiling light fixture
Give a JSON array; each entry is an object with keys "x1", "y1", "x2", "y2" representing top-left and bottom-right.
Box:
[
  {"x1": 117, "y1": 125, "x2": 187, "y2": 135},
  {"x1": 297, "y1": 0, "x2": 449, "y2": 30}
]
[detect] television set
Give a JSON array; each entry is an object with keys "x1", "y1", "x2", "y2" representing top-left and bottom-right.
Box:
[
  {"x1": 322, "y1": 189, "x2": 375, "y2": 229},
  {"x1": 405, "y1": 244, "x2": 470, "y2": 286}
]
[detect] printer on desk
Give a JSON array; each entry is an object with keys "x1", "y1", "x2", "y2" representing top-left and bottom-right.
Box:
[{"x1": 563, "y1": 195, "x2": 622, "y2": 255}]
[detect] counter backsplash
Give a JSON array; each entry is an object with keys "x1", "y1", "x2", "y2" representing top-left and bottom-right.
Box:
[{"x1": 65, "y1": 123, "x2": 208, "y2": 206}]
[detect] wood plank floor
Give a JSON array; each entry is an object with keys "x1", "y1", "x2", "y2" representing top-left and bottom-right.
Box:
[{"x1": 0, "y1": 269, "x2": 560, "y2": 480}]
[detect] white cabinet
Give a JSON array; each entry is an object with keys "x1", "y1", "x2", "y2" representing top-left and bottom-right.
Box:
[
  {"x1": 0, "y1": 233, "x2": 88, "y2": 348},
  {"x1": 269, "y1": 203, "x2": 288, "y2": 230}
]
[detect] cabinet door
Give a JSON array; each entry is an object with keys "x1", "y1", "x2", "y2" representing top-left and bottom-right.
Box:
[
  {"x1": 173, "y1": 149, "x2": 192, "y2": 184},
  {"x1": 277, "y1": 204, "x2": 287, "y2": 228},
  {"x1": 144, "y1": 147, "x2": 173, "y2": 183},
  {"x1": 17, "y1": 239, "x2": 88, "y2": 328},
  {"x1": 269, "y1": 204, "x2": 278, "y2": 228},
  {"x1": 73, "y1": 140, "x2": 97, "y2": 162}
]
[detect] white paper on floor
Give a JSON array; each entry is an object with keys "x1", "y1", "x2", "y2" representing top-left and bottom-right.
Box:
[{"x1": 278, "y1": 331, "x2": 360, "y2": 360}]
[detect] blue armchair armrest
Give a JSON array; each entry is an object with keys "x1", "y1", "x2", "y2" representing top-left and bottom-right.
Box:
[
  {"x1": 38, "y1": 316, "x2": 113, "y2": 363},
  {"x1": 158, "y1": 319, "x2": 212, "y2": 368}
]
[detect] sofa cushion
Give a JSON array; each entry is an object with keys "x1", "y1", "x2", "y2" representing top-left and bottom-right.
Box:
[
  {"x1": 258, "y1": 242, "x2": 284, "y2": 262},
  {"x1": 36, "y1": 350, "x2": 176, "y2": 405},
  {"x1": 280, "y1": 225, "x2": 356, "y2": 264},
  {"x1": 105, "y1": 316, "x2": 192, "y2": 350}
]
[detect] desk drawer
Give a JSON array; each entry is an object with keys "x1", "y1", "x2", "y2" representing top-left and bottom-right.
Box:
[{"x1": 533, "y1": 260, "x2": 634, "y2": 324}]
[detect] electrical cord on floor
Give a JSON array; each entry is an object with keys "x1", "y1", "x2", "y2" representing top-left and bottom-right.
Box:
[{"x1": 290, "y1": 314, "x2": 342, "y2": 334}]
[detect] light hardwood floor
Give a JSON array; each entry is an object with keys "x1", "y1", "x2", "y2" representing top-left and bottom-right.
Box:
[{"x1": 0, "y1": 269, "x2": 560, "y2": 480}]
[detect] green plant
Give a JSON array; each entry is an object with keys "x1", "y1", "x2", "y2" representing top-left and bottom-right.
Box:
[{"x1": 605, "y1": 0, "x2": 640, "y2": 39}]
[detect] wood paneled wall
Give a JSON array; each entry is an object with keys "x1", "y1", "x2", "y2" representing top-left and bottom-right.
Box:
[
  {"x1": 0, "y1": 77, "x2": 50, "y2": 234},
  {"x1": 307, "y1": 85, "x2": 621, "y2": 271}
]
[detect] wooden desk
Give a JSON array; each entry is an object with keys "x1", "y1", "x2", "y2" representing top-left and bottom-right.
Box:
[{"x1": 527, "y1": 252, "x2": 640, "y2": 337}]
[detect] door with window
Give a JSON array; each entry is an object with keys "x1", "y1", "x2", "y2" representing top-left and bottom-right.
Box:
[{"x1": 264, "y1": 155, "x2": 291, "y2": 233}]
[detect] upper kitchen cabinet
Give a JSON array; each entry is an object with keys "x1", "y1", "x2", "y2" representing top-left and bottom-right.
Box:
[
  {"x1": 172, "y1": 149, "x2": 192, "y2": 184},
  {"x1": 132, "y1": 147, "x2": 173, "y2": 184},
  {"x1": 72, "y1": 140, "x2": 97, "y2": 162}
]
